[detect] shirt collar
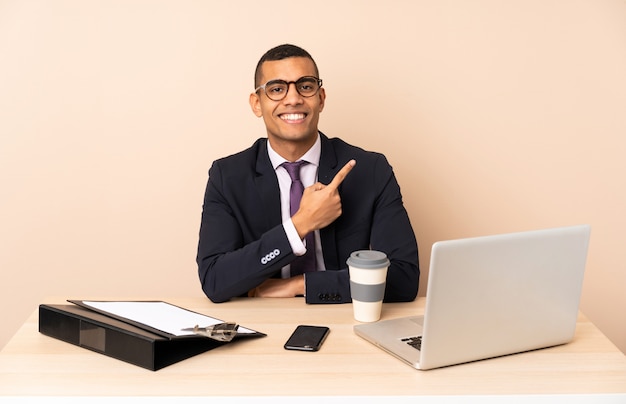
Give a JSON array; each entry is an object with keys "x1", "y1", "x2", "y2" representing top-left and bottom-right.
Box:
[{"x1": 267, "y1": 133, "x2": 322, "y2": 170}]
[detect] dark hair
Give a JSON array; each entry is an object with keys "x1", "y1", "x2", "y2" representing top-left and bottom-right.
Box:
[{"x1": 254, "y1": 44, "x2": 320, "y2": 88}]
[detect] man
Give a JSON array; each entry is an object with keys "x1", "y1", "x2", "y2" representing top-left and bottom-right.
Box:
[{"x1": 197, "y1": 44, "x2": 419, "y2": 304}]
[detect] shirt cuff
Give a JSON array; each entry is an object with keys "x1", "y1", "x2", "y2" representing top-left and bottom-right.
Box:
[{"x1": 283, "y1": 218, "x2": 306, "y2": 256}]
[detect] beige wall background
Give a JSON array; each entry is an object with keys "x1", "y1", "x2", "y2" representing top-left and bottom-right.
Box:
[{"x1": 1, "y1": 0, "x2": 625, "y2": 353}]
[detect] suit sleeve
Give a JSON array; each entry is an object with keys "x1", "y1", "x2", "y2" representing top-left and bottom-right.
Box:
[
  {"x1": 304, "y1": 269, "x2": 351, "y2": 304},
  {"x1": 368, "y1": 155, "x2": 420, "y2": 302},
  {"x1": 196, "y1": 161, "x2": 296, "y2": 303}
]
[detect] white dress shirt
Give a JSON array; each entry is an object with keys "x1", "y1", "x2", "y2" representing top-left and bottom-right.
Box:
[{"x1": 267, "y1": 134, "x2": 326, "y2": 278}]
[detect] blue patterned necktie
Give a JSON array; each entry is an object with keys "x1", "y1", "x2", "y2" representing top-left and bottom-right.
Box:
[{"x1": 282, "y1": 161, "x2": 317, "y2": 276}]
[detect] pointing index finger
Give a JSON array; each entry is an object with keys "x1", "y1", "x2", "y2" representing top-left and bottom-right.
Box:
[{"x1": 327, "y1": 159, "x2": 356, "y2": 190}]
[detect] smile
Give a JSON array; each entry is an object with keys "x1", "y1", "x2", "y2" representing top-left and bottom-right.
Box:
[{"x1": 279, "y1": 113, "x2": 307, "y2": 122}]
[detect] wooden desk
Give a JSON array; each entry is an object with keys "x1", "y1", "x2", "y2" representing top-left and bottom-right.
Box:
[{"x1": 1, "y1": 297, "x2": 625, "y2": 399}]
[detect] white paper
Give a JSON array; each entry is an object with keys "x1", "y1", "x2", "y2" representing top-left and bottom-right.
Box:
[{"x1": 80, "y1": 301, "x2": 255, "y2": 337}]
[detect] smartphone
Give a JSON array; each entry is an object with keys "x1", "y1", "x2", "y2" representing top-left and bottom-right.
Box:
[{"x1": 284, "y1": 325, "x2": 330, "y2": 352}]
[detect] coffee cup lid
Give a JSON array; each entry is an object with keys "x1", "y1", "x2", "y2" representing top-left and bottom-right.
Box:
[{"x1": 346, "y1": 250, "x2": 390, "y2": 269}]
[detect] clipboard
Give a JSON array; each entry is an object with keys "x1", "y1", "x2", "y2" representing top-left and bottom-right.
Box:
[
  {"x1": 38, "y1": 300, "x2": 265, "y2": 371},
  {"x1": 68, "y1": 300, "x2": 265, "y2": 339}
]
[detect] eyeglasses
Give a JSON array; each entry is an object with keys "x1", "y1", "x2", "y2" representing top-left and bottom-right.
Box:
[{"x1": 255, "y1": 76, "x2": 323, "y2": 101}]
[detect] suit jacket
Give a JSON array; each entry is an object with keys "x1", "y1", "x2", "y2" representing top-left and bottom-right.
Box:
[{"x1": 197, "y1": 133, "x2": 419, "y2": 303}]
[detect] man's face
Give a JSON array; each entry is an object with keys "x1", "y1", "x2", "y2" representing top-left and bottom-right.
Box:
[{"x1": 250, "y1": 57, "x2": 325, "y2": 148}]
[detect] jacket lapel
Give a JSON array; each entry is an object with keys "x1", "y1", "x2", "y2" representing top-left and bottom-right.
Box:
[
  {"x1": 254, "y1": 139, "x2": 282, "y2": 229},
  {"x1": 317, "y1": 133, "x2": 341, "y2": 271}
]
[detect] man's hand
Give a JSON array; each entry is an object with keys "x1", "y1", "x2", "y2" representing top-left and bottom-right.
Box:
[
  {"x1": 292, "y1": 159, "x2": 356, "y2": 238},
  {"x1": 248, "y1": 276, "x2": 305, "y2": 297}
]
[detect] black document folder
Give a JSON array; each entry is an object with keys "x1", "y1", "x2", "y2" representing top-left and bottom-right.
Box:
[{"x1": 39, "y1": 302, "x2": 265, "y2": 371}]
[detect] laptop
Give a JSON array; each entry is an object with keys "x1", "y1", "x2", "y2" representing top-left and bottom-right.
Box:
[{"x1": 354, "y1": 224, "x2": 591, "y2": 370}]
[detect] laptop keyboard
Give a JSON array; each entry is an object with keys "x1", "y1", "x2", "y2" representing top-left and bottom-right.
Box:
[{"x1": 402, "y1": 336, "x2": 422, "y2": 351}]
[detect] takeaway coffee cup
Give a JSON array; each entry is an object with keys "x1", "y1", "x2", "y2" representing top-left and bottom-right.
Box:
[{"x1": 347, "y1": 250, "x2": 390, "y2": 322}]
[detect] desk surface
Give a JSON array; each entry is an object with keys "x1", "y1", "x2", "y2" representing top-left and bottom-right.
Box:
[{"x1": 1, "y1": 297, "x2": 625, "y2": 397}]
